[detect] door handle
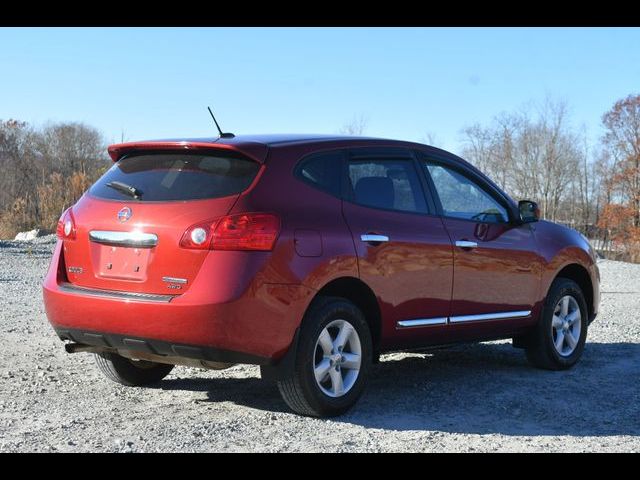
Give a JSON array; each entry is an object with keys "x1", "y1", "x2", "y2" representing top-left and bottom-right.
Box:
[
  {"x1": 360, "y1": 234, "x2": 390, "y2": 243},
  {"x1": 455, "y1": 240, "x2": 478, "y2": 249}
]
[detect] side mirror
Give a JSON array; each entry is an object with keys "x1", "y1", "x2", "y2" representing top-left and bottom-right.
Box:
[{"x1": 518, "y1": 200, "x2": 540, "y2": 223}]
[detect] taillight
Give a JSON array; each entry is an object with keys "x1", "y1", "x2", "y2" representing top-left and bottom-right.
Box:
[
  {"x1": 213, "y1": 213, "x2": 280, "y2": 251},
  {"x1": 180, "y1": 213, "x2": 280, "y2": 251},
  {"x1": 56, "y1": 207, "x2": 76, "y2": 240},
  {"x1": 179, "y1": 220, "x2": 217, "y2": 250}
]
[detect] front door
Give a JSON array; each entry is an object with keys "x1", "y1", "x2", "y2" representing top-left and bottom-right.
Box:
[
  {"x1": 420, "y1": 158, "x2": 542, "y2": 337},
  {"x1": 341, "y1": 148, "x2": 454, "y2": 349}
]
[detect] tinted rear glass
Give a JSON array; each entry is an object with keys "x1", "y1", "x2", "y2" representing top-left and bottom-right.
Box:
[
  {"x1": 90, "y1": 153, "x2": 260, "y2": 202},
  {"x1": 295, "y1": 151, "x2": 343, "y2": 197}
]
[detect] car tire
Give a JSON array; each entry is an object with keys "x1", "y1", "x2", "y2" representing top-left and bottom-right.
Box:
[
  {"x1": 94, "y1": 352, "x2": 174, "y2": 386},
  {"x1": 525, "y1": 277, "x2": 589, "y2": 370},
  {"x1": 277, "y1": 296, "x2": 372, "y2": 417}
]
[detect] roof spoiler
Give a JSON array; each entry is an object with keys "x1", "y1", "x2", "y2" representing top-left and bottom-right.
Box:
[{"x1": 107, "y1": 141, "x2": 268, "y2": 163}]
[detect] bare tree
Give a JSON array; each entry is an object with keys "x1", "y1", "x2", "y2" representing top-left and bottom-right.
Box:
[
  {"x1": 572, "y1": 125, "x2": 600, "y2": 232},
  {"x1": 0, "y1": 120, "x2": 38, "y2": 214},
  {"x1": 460, "y1": 114, "x2": 520, "y2": 191},
  {"x1": 597, "y1": 94, "x2": 640, "y2": 261},
  {"x1": 602, "y1": 94, "x2": 640, "y2": 228},
  {"x1": 0, "y1": 120, "x2": 109, "y2": 237},
  {"x1": 460, "y1": 99, "x2": 582, "y2": 222},
  {"x1": 34, "y1": 122, "x2": 107, "y2": 176},
  {"x1": 339, "y1": 114, "x2": 368, "y2": 136},
  {"x1": 422, "y1": 131, "x2": 442, "y2": 148}
]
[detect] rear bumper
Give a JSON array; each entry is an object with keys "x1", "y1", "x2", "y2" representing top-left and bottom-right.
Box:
[
  {"x1": 54, "y1": 327, "x2": 270, "y2": 364},
  {"x1": 43, "y1": 240, "x2": 314, "y2": 363}
]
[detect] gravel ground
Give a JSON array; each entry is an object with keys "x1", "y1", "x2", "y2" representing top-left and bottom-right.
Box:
[{"x1": 0, "y1": 235, "x2": 638, "y2": 452}]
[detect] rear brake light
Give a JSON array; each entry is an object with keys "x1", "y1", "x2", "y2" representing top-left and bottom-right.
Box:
[
  {"x1": 213, "y1": 213, "x2": 280, "y2": 251},
  {"x1": 56, "y1": 208, "x2": 76, "y2": 240},
  {"x1": 180, "y1": 213, "x2": 280, "y2": 251}
]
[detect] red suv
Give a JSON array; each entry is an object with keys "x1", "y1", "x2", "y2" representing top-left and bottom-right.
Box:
[{"x1": 43, "y1": 134, "x2": 600, "y2": 416}]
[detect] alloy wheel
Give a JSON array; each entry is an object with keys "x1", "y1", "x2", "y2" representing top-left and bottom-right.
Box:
[
  {"x1": 551, "y1": 295, "x2": 582, "y2": 357},
  {"x1": 313, "y1": 319, "x2": 362, "y2": 398}
]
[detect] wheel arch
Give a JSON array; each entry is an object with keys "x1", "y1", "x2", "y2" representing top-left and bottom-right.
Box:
[
  {"x1": 553, "y1": 263, "x2": 595, "y2": 321},
  {"x1": 314, "y1": 276, "x2": 382, "y2": 357},
  {"x1": 260, "y1": 276, "x2": 381, "y2": 382}
]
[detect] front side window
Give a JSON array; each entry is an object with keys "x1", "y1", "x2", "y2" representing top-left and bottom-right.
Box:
[
  {"x1": 347, "y1": 159, "x2": 428, "y2": 214},
  {"x1": 423, "y1": 162, "x2": 509, "y2": 223}
]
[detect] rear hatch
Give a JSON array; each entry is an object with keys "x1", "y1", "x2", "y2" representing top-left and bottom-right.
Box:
[{"x1": 62, "y1": 149, "x2": 262, "y2": 295}]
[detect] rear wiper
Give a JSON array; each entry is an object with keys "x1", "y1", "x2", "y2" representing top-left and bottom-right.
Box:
[{"x1": 106, "y1": 181, "x2": 142, "y2": 199}]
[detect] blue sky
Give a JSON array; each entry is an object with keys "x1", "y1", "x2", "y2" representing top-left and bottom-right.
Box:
[{"x1": 0, "y1": 27, "x2": 638, "y2": 154}]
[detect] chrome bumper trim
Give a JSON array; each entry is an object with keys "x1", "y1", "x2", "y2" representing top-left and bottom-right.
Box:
[
  {"x1": 89, "y1": 230, "x2": 158, "y2": 248},
  {"x1": 58, "y1": 282, "x2": 175, "y2": 303}
]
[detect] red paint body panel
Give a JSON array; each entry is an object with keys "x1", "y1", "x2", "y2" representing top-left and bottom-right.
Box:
[
  {"x1": 533, "y1": 220, "x2": 600, "y2": 317},
  {"x1": 443, "y1": 218, "x2": 543, "y2": 313},
  {"x1": 43, "y1": 135, "x2": 600, "y2": 364},
  {"x1": 44, "y1": 240, "x2": 313, "y2": 359},
  {"x1": 341, "y1": 202, "x2": 454, "y2": 350},
  {"x1": 63, "y1": 193, "x2": 239, "y2": 294}
]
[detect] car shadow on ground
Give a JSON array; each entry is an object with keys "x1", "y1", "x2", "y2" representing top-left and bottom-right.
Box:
[
  {"x1": 160, "y1": 374, "x2": 291, "y2": 414},
  {"x1": 158, "y1": 341, "x2": 640, "y2": 436}
]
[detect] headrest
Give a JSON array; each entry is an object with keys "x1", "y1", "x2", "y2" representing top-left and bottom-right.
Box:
[{"x1": 355, "y1": 177, "x2": 395, "y2": 210}]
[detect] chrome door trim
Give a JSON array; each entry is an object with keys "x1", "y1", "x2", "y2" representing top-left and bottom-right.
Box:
[
  {"x1": 396, "y1": 317, "x2": 448, "y2": 329},
  {"x1": 455, "y1": 240, "x2": 478, "y2": 248},
  {"x1": 396, "y1": 310, "x2": 532, "y2": 328},
  {"x1": 58, "y1": 282, "x2": 175, "y2": 303},
  {"x1": 89, "y1": 230, "x2": 158, "y2": 248},
  {"x1": 449, "y1": 310, "x2": 532, "y2": 324},
  {"x1": 360, "y1": 234, "x2": 390, "y2": 243}
]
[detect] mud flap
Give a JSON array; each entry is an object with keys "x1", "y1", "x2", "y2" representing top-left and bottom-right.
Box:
[
  {"x1": 260, "y1": 328, "x2": 300, "y2": 382},
  {"x1": 512, "y1": 334, "x2": 532, "y2": 349}
]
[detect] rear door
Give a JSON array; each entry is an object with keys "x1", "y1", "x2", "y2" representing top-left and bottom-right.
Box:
[
  {"x1": 341, "y1": 148, "x2": 454, "y2": 349},
  {"x1": 418, "y1": 155, "x2": 542, "y2": 335},
  {"x1": 63, "y1": 150, "x2": 261, "y2": 295}
]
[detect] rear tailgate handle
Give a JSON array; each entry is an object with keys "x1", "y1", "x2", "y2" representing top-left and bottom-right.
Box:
[
  {"x1": 89, "y1": 230, "x2": 158, "y2": 248},
  {"x1": 360, "y1": 234, "x2": 390, "y2": 243}
]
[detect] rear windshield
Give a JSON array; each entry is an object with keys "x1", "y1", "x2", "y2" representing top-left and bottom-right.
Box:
[{"x1": 90, "y1": 152, "x2": 260, "y2": 202}]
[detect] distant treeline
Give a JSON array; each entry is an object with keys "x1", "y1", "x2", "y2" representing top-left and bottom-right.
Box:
[
  {"x1": 2, "y1": 94, "x2": 640, "y2": 262},
  {"x1": 0, "y1": 120, "x2": 109, "y2": 238},
  {"x1": 458, "y1": 95, "x2": 640, "y2": 263}
]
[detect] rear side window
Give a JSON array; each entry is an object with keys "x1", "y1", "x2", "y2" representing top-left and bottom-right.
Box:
[
  {"x1": 295, "y1": 151, "x2": 343, "y2": 198},
  {"x1": 90, "y1": 152, "x2": 260, "y2": 202},
  {"x1": 347, "y1": 159, "x2": 428, "y2": 214}
]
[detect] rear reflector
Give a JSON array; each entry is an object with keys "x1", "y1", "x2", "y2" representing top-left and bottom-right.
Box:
[
  {"x1": 180, "y1": 213, "x2": 280, "y2": 251},
  {"x1": 179, "y1": 221, "x2": 216, "y2": 250},
  {"x1": 56, "y1": 208, "x2": 76, "y2": 240}
]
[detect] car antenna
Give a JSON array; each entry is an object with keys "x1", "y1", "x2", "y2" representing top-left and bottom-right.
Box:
[{"x1": 207, "y1": 106, "x2": 235, "y2": 139}]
